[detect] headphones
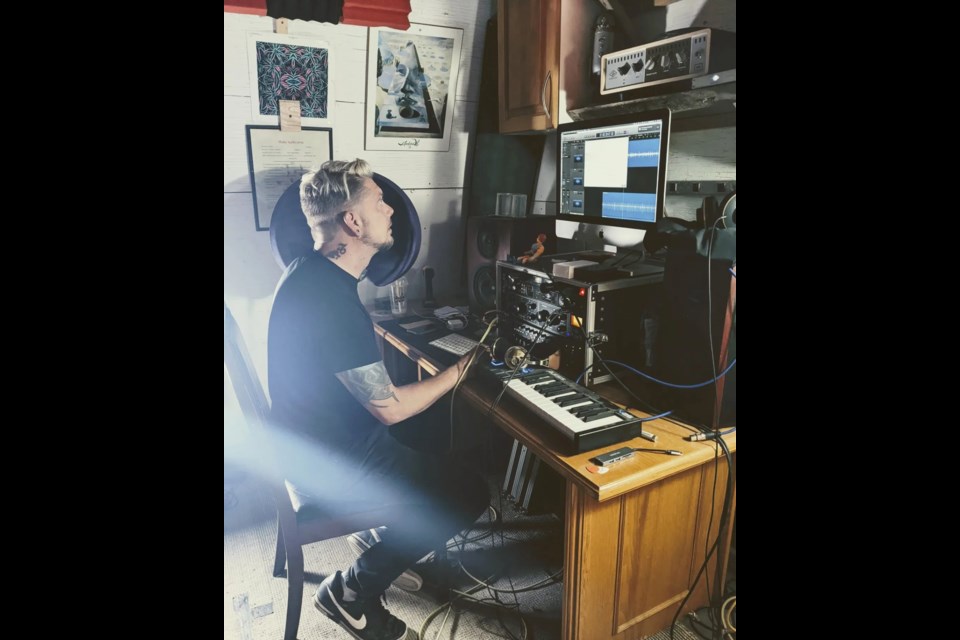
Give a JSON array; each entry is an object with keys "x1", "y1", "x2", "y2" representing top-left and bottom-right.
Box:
[{"x1": 719, "y1": 191, "x2": 736, "y2": 228}]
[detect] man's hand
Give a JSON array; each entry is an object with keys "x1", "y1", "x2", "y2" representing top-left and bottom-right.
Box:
[
  {"x1": 454, "y1": 354, "x2": 473, "y2": 381},
  {"x1": 456, "y1": 345, "x2": 491, "y2": 381}
]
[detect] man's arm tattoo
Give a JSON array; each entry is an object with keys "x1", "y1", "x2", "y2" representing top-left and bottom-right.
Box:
[
  {"x1": 336, "y1": 361, "x2": 399, "y2": 408},
  {"x1": 325, "y1": 243, "x2": 347, "y2": 260}
]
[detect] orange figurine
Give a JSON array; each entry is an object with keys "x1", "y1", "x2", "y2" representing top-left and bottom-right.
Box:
[{"x1": 519, "y1": 233, "x2": 547, "y2": 264}]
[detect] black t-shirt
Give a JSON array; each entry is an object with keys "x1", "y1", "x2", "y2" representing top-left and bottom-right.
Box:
[{"x1": 268, "y1": 254, "x2": 382, "y2": 448}]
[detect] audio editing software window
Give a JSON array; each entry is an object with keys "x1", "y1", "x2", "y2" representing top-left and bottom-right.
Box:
[{"x1": 559, "y1": 118, "x2": 664, "y2": 223}]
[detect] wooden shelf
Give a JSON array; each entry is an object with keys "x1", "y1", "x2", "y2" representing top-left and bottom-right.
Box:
[{"x1": 567, "y1": 69, "x2": 736, "y2": 131}]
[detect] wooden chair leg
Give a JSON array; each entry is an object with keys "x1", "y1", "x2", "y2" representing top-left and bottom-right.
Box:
[
  {"x1": 284, "y1": 544, "x2": 305, "y2": 640},
  {"x1": 273, "y1": 516, "x2": 287, "y2": 577}
]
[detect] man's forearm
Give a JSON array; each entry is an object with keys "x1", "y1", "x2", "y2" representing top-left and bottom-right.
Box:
[
  {"x1": 337, "y1": 357, "x2": 470, "y2": 426},
  {"x1": 388, "y1": 362, "x2": 463, "y2": 423}
]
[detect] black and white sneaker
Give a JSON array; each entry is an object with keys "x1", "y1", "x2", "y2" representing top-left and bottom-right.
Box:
[
  {"x1": 314, "y1": 571, "x2": 414, "y2": 640},
  {"x1": 346, "y1": 528, "x2": 424, "y2": 592}
]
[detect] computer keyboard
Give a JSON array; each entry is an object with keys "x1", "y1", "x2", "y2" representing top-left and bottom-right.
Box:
[{"x1": 429, "y1": 333, "x2": 480, "y2": 357}]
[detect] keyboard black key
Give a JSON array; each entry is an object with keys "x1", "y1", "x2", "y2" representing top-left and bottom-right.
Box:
[
  {"x1": 524, "y1": 373, "x2": 554, "y2": 383},
  {"x1": 583, "y1": 410, "x2": 616, "y2": 422},
  {"x1": 494, "y1": 366, "x2": 647, "y2": 454},
  {"x1": 573, "y1": 405, "x2": 606, "y2": 418},
  {"x1": 536, "y1": 382, "x2": 569, "y2": 393}
]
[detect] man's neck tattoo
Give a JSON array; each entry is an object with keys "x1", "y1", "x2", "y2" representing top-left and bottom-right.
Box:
[{"x1": 326, "y1": 243, "x2": 347, "y2": 260}]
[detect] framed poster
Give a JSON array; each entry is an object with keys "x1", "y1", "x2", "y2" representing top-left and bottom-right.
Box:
[
  {"x1": 365, "y1": 24, "x2": 463, "y2": 151},
  {"x1": 248, "y1": 33, "x2": 332, "y2": 126},
  {"x1": 245, "y1": 125, "x2": 333, "y2": 230}
]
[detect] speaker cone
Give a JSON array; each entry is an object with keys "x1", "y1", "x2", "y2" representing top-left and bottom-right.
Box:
[
  {"x1": 473, "y1": 265, "x2": 497, "y2": 308},
  {"x1": 476, "y1": 222, "x2": 498, "y2": 260}
]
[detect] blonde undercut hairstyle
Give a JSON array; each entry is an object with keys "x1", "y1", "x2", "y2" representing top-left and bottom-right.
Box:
[{"x1": 300, "y1": 159, "x2": 374, "y2": 250}]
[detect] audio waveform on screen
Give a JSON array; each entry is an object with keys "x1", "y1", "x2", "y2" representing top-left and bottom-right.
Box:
[
  {"x1": 627, "y1": 138, "x2": 660, "y2": 167},
  {"x1": 601, "y1": 192, "x2": 656, "y2": 222}
]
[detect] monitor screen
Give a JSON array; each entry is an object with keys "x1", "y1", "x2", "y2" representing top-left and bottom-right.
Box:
[{"x1": 556, "y1": 109, "x2": 671, "y2": 244}]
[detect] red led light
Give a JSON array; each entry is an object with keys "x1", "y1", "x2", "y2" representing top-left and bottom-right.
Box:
[{"x1": 578, "y1": 288, "x2": 586, "y2": 297}]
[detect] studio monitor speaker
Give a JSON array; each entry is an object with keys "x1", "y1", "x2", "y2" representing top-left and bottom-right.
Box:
[{"x1": 466, "y1": 216, "x2": 554, "y2": 313}]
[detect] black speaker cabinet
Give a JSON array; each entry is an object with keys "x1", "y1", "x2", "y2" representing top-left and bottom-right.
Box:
[
  {"x1": 653, "y1": 248, "x2": 736, "y2": 429},
  {"x1": 466, "y1": 217, "x2": 554, "y2": 313}
]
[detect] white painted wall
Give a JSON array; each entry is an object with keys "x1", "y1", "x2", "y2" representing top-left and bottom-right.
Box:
[{"x1": 224, "y1": 1, "x2": 495, "y2": 397}]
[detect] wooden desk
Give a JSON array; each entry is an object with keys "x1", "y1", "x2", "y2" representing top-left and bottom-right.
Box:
[{"x1": 373, "y1": 321, "x2": 737, "y2": 640}]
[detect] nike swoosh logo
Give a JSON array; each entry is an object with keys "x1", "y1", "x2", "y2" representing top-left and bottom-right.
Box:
[{"x1": 331, "y1": 590, "x2": 366, "y2": 630}]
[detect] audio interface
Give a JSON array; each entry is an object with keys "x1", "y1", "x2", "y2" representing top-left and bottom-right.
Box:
[{"x1": 600, "y1": 28, "x2": 736, "y2": 95}]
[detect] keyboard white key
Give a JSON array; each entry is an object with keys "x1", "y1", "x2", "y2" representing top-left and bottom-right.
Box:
[
  {"x1": 506, "y1": 379, "x2": 623, "y2": 436},
  {"x1": 484, "y1": 367, "x2": 646, "y2": 453},
  {"x1": 428, "y1": 333, "x2": 479, "y2": 356}
]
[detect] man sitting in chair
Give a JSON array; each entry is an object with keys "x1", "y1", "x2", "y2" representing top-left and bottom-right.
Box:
[{"x1": 268, "y1": 159, "x2": 489, "y2": 640}]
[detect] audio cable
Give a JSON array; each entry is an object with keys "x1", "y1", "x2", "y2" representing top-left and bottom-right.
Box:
[{"x1": 687, "y1": 427, "x2": 736, "y2": 442}]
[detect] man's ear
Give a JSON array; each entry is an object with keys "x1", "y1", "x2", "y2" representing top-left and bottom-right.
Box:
[{"x1": 342, "y1": 210, "x2": 362, "y2": 235}]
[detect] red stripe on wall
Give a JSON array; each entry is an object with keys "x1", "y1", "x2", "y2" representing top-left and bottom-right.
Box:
[
  {"x1": 224, "y1": 0, "x2": 267, "y2": 16},
  {"x1": 341, "y1": 0, "x2": 411, "y2": 29}
]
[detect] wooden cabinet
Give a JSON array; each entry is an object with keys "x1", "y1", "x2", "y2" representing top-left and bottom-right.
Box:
[{"x1": 497, "y1": 0, "x2": 559, "y2": 133}]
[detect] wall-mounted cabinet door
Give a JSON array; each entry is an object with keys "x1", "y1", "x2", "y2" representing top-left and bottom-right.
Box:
[{"x1": 498, "y1": 0, "x2": 558, "y2": 133}]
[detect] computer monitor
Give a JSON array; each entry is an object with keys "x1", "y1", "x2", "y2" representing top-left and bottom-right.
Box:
[{"x1": 555, "y1": 108, "x2": 671, "y2": 249}]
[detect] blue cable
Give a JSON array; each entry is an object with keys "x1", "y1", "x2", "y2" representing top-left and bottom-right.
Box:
[
  {"x1": 639, "y1": 410, "x2": 673, "y2": 422},
  {"x1": 577, "y1": 358, "x2": 736, "y2": 388}
]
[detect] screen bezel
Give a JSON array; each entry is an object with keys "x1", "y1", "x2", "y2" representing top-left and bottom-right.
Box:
[{"x1": 555, "y1": 108, "x2": 672, "y2": 232}]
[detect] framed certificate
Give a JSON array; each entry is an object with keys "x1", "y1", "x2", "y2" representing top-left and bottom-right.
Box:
[{"x1": 245, "y1": 125, "x2": 333, "y2": 230}]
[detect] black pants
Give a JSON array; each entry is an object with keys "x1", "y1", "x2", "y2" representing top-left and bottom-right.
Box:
[{"x1": 290, "y1": 399, "x2": 490, "y2": 598}]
